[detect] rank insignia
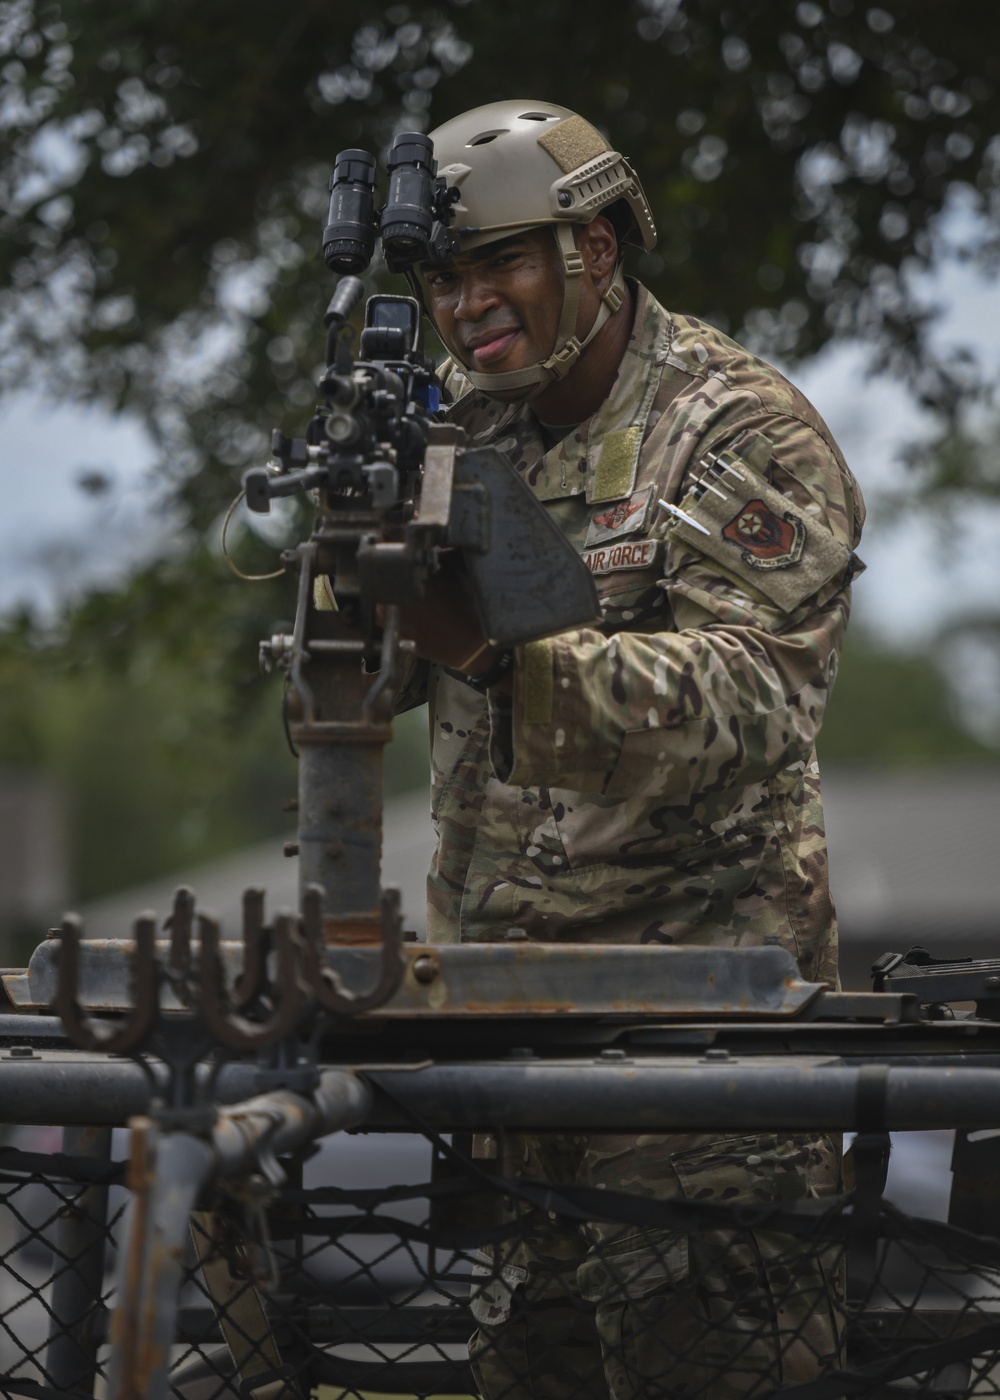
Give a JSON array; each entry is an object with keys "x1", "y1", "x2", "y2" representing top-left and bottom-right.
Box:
[
  {"x1": 721, "y1": 498, "x2": 806, "y2": 571},
  {"x1": 585, "y1": 485, "x2": 653, "y2": 547}
]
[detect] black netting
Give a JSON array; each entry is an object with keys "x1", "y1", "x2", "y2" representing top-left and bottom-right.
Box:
[
  {"x1": 0, "y1": 1133, "x2": 127, "y2": 1400},
  {"x1": 4, "y1": 1127, "x2": 1000, "y2": 1400}
]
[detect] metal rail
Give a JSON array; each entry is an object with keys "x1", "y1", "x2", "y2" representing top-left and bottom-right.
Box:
[
  {"x1": 105, "y1": 1070, "x2": 373, "y2": 1400},
  {"x1": 2, "y1": 1052, "x2": 1000, "y2": 1132},
  {"x1": 43, "y1": 1125, "x2": 113, "y2": 1396}
]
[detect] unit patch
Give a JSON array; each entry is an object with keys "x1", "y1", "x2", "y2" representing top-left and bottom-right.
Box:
[
  {"x1": 661, "y1": 443, "x2": 854, "y2": 614},
  {"x1": 585, "y1": 485, "x2": 653, "y2": 547},
  {"x1": 721, "y1": 498, "x2": 806, "y2": 570},
  {"x1": 582, "y1": 539, "x2": 658, "y2": 575}
]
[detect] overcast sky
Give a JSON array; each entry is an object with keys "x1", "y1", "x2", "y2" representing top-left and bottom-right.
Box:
[{"x1": 3, "y1": 224, "x2": 999, "y2": 650}]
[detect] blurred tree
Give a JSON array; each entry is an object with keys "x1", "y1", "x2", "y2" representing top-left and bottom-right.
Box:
[
  {"x1": 0, "y1": 592, "x2": 430, "y2": 903},
  {"x1": 2, "y1": 0, "x2": 998, "y2": 539},
  {"x1": 2, "y1": 0, "x2": 998, "y2": 898},
  {"x1": 819, "y1": 628, "x2": 999, "y2": 763},
  {"x1": 933, "y1": 612, "x2": 1000, "y2": 751}
]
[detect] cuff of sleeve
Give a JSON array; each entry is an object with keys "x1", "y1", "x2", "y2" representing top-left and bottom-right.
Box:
[
  {"x1": 487, "y1": 688, "x2": 515, "y2": 782},
  {"x1": 488, "y1": 639, "x2": 555, "y2": 786},
  {"x1": 500, "y1": 636, "x2": 614, "y2": 791}
]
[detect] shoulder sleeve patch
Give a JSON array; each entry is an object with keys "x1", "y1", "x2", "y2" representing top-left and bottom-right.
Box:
[{"x1": 662, "y1": 445, "x2": 852, "y2": 614}]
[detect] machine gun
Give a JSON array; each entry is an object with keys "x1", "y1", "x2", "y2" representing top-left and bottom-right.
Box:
[
  {"x1": 246, "y1": 277, "x2": 599, "y2": 661},
  {"x1": 238, "y1": 132, "x2": 599, "y2": 972},
  {"x1": 21, "y1": 128, "x2": 601, "y2": 1057}
]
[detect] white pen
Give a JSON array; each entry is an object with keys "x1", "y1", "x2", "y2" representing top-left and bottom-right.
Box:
[
  {"x1": 689, "y1": 473, "x2": 728, "y2": 500},
  {"x1": 702, "y1": 450, "x2": 746, "y2": 482},
  {"x1": 658, "y1": 499, "x2": 711, "y2": 536}
]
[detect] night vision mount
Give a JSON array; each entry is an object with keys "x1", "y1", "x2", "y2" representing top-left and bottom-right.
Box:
[{"x1": 322, "y1": 131, "x2": 461, "y2": 275}]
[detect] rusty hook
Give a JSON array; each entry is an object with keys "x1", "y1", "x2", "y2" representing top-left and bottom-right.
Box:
[
  {"x1": 198, "y1": 912, "x2": 306, "y2": 1050},
  {"x1": 301, "y1": 884, "x2": 404, "y2": 1015},
  {"x1": 54, "y1": 912, "x2": 159, "y2": 1054},
  {"x1": 163, "y1": 885, "x2": 196, "y2": 1004},
  {"x1": 231, "y1": 888, "x2": 268, "y2": 1013},
  {"x1": 172, "y1": 885, "x2": 271, "y2": 1012}
]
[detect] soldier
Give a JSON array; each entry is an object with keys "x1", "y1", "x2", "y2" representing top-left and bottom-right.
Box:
[{"x1": 395, "y1": 101, "x2": 864, "y2": 1400}]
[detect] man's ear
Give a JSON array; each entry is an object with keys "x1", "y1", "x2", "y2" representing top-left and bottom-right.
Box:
[{"x1": 578, "y1": 216, "x2": 620, "y2": 292}]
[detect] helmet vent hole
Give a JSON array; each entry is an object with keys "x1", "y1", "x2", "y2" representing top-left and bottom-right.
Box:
[
  {"x1": 519, "y1": 111, "x2": 558, "y2": 121},
  {"x1": 467, "y1": 129, "x2": 507, "y2": 146}
]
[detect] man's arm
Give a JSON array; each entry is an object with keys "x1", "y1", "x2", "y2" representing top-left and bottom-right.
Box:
[
  {"x1": 395, "y1": 550, "x2": 512, "y2": 691},
  {"x1": 490, "y1": 421, "x2": 863, "y2": 798},
  {"x1": 494, "y1": 567, "x2": 849, "y2": 797}
]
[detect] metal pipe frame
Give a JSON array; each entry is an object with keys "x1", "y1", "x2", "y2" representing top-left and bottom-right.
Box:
[
  {"x1": 363, "y1": 1059, "x2": 1000, "y2": 1131},
  {"x1": 105, "y1": 1069, "x2": 373, "y2": 1400},
  {"x1": 4, "y1": 1055, "x2": 1000, "y2": 1132},
  {"x1": 0, "y1": 1055, "x2": 260, "y2": 1124}
]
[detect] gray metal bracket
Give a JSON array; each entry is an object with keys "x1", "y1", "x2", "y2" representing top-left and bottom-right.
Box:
[{"x1": 5, "y1": 937, "x2": 826, "y2": 1020}]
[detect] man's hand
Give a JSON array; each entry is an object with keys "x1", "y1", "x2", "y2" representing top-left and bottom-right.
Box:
[{"x1": 397, "y1": 551, "x2": 512, "y2": 688}]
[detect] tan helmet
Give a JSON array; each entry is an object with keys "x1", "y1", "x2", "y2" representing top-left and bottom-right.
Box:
[
  {"x1": 425, "y1": 100, "x2": 657, "y2": 399},
  {"x1": 430, "y1": 100, "x2": 656, "y2": 255}
]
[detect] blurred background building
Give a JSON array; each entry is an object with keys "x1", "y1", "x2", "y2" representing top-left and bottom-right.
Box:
[{"x1": 0, "y1": 773, "x2": 67, "y2": 960}]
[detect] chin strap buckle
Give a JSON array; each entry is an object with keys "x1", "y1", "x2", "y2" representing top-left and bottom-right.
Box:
[
  {"x1": 602, "y1": 279, "x2": 625, "y2": 315},
  {"x1": 541, "y1": 337, "x2": 584, "y2": 380},
  {"x1": 561, "y1": 247, "x2": 585, "y2": 279}
]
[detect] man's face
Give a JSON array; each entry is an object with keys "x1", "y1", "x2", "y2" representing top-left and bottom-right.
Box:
[{"x1": 420, "y1": 227, "x2": 564, "y2": 383}]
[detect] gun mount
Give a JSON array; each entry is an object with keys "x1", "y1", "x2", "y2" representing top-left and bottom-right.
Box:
[{"x1": 236, "y1": 273, "x2": 600, "y2": 962}]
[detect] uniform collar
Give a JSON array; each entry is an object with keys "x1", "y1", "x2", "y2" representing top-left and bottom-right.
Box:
[{"x1": 447, "y1": 283, "x2": 671, "y2": 505}]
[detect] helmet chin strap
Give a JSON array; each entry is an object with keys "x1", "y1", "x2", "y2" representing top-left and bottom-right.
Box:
[{"x1": 461, "y1": 223, "x2": 626, "y2": 402}]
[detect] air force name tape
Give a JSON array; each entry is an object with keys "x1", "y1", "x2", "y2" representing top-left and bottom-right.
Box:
[{"x1": 582, "y1": 539, "x2": 658, "y2": 575}]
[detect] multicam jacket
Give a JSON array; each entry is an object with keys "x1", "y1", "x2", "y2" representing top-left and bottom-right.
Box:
[{"x1": 403, "y1": 284, "x2": 864, "y2": 987}]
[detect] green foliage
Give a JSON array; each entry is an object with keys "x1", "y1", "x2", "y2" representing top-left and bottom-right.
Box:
[
  {"x1": 819, "y1": 629, "x2": 999, "y2": 763},
  {"x1": 899, "y1": 412, "x2": 1000, "y2": 509},
  {"x1": 1, "y1": 0, "x2": 995, "y2": 666},
  {"x1": 3, "y1": 0, "x2": 998, "y2": 511},
  {"x1": 0, "y1": 585, "x2": 294, "y2": 900},
  {"x1": 0, "y1": 587, "x2": 430, "y2": 903}
]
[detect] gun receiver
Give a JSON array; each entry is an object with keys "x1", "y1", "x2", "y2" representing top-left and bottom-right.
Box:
[
  {"x1": 872, "y1": 945, "x2": 1000, "y2": 1019},
  {"x1": 244, "y1": 275, "x2": 600, "y2": 648}
]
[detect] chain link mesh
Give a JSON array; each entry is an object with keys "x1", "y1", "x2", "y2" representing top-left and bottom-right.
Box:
[
  {"x1": 2, "y1": 1124, "x2": 1000, "y2": 1400},
  {"x1": 0, "y1": 1130, "x2": 127, "y2": 1400}
]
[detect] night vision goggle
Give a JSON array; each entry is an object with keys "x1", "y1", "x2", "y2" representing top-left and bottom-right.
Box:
[{"x1": 322, "y1": 133, "x2": 460, "y2": 276}]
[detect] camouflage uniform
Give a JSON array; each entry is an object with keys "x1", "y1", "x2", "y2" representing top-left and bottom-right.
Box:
[{"x1": 402, "y1": 284, "x2": 862, "y2": 1398}]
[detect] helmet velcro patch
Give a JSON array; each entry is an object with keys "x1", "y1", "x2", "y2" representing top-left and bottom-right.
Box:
[{"x1": 538, "y1": 115, "x2": 610, "y2": 174}]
